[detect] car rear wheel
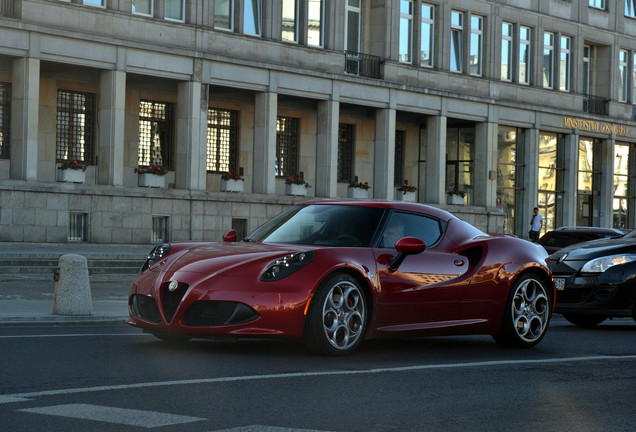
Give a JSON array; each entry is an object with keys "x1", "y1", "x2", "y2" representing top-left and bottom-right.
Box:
[
  {"x1": 304, "y1": 273, "x2": 367, "y2": 356},
  {"x1": 562, "y1": 313, "x2": 607, "y2": 327},
  {"x1": 493, "y1": 274, "x2": 551, "y2": 348}
]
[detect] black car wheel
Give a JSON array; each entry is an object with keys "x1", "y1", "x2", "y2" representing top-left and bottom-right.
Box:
[
  {"x1": 304, "y1": 273, "x2": 367, "y2": 356},
  {"x1": 493, "y1": 273, "x2": 551, "y2": 348},
  {"x1": 562, "y1": 313, "x2": 607, "y2": 327}
]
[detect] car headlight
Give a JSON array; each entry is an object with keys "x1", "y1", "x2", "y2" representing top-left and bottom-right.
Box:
[
  {"x1": 580, "y1": 254, "x2": 636, "y2": 273},
  {"x1": 260, "y1": 251, "x2": 314, "y2": 281},
  {"x1": 140, "y1": 243, "x2": 172, "y2": 273}
]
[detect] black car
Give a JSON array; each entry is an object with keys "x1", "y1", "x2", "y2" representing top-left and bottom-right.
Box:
[
  {"x1": 537, "y1": 226, "x2": 626, "y2": 254},
  {"x1": 548, "y1": 230, "x2": 636, "y2": 326}
]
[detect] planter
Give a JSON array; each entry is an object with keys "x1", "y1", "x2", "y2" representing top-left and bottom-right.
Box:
[
  {"x1": 57, "y1": 169, "x2": 85, "y2": 184},
  {"x1": 447, "y1": 194, "x2": 465, "y2": 205},
  {"x1": 220, "y1": 179, "x2": 244, "y2": 193},
  {"x1": 138, "y1": 173, "x2": 165, "y2": 188},
  {"x1": 396, "y1": 191, "x2": 417, "y2": 202},
  {"x1": 285, "y1": 183, "x2": 308, "y2": 196},
  {"x1": 348, "y1": 187, "x2": 369, "y2": 199}
]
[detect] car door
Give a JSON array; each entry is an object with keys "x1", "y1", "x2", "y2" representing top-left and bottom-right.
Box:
[{"x1": 372, "y1": 211, "x2": 470, "y2": 330}]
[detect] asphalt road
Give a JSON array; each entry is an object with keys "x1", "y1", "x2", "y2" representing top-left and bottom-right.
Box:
[{"x1": 1, "y1": 316, "x2": 635, "y2": 432}]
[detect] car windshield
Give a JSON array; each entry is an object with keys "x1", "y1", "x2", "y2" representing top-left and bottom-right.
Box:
[
  {"x1": 623, "y1": 229, "x2": 636, "y2": 239},
  {"x1": 245, "y1": 204, "x2": 385, "y2": 247}
]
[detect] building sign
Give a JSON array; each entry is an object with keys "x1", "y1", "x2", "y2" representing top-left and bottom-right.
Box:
[{"x1": 564, "y1": 117, "x2": 630, "y2": 137}]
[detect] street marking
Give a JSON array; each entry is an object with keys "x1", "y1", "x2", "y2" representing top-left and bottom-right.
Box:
[
  {"x1": 19, "y1": 404, "x2": 205, "y2": 428},
  {"x1": 212, "y1": 427, "x2": 334, "y2": 432},
  {"x1": 2, "y1": 355, "x2": 635, "y2": 405}
]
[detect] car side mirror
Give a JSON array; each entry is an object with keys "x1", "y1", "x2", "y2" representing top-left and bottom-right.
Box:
[
  {"x1": 223, "y1": 229, "x2": 237, "y2": 242},
  {"x1": 389, "y1": 237, "x2": 426, "y2": 271}
]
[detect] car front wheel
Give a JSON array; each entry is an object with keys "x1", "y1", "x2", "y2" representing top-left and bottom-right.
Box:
[
  {"x1": 493, "y1": 273, "x2": 551, "y2": 348},
  {"x1": 304, "y1": 273, "x2": 367, "y2": 356},
  {"x1": 562, "y1": 313, "x2": 607, "y2": 327}
]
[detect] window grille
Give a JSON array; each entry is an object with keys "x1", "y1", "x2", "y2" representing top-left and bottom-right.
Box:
[
  {"x1": 275, "y1": 116, "x2": 299, "y2": 177},
  {"x1": 394, "y1": 130, "x2": 405, "y2": 186},
  {"x1": 0, "y1": 82, "x2": 10, "y2": 159},
  {"x1": 56, "y1": 90, "x2": 95, "y2": 163},
  {"x1": 138, "y1": 100, "x2": 174, "y2": 169},
  {"x1": 68, "y1": 213, "x2": 88, "y2": 242},
  {"x1": 338, "y1": 123, "x2": 354, "y2": 182},
  {"x1": 207, "y1": 108, "x2": 238, "y2": 173},
  {"x1": 152, "y1": 216, "x2": 169, "y2": 243}
]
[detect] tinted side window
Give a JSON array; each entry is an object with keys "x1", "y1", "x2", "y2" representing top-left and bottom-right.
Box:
[{"x1": 379, "y1": 211, "x2": 443, "y2": 248}]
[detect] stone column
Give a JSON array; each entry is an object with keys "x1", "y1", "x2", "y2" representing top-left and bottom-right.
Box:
[
  {"x1": 423, "y1": 115, "x2": 447, "y2": 204},
  {"x1": 474, "y1": 122, "x2": 498, "y2": 208},
  {"x1": 315, "y1": 99, "x2": 339, "y2": 197},
  {"x1": 175, "y1": 81, "x2": 208, "y2": 191},
  {"x1": 10, "y1": 57, "x2": 40, "y2": 181},
  {"x1": 561, "y1": 133, "x2": 578, "y2": 227},
  {"x1": 599, "y1": 138, "x2": 615, "y2": 227},
  {"x1": 253, "y1": 92, "x2": 277, "y2": 195},
  {"x1": 98, "y1": 70, "x2": 126, "y2": 186},
  {"x1": 373, "y1": 108, "x2": 396, "y2": 199},
  {"x1": 521, "y1": 129, "x2": 540, "y2": 237}
]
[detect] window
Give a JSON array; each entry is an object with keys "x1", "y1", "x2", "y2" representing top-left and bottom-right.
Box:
[
  {"x1": 613, "y1": 143, "x2": 634, "y2": 229},
  {"x1": 559, "y1": 36, "x2": 571, "y2": 92},
  {"x1": 577, "y1": 138, "x2": 602, "y2": 227},
  {"x1": 132, "y1": 0, "x2": 153, "y2": 16},
  {"x1": 307, "y1": 0, "x2": 323, "y2": 47},
  {"x1": 345, "y1": 0, "x2": 361, "y2": 52},
  {"x1": 214, "y1": 0, "x2": 233, "y2": 30},
  {"x1": 538, "y1": 133, "x2": 564, "y2": 234},
  {"x1": 152, "y1": 216, "x2": 169, "y2": 243},
  {"x1": 69, "y1": 213, "x2": 88, "y2": 242},
  {"x1": 469, "y1": 15, "x2": 483, "y2": 76},
  {"x1": 519, "y1": 26, "x2": 531, "y2": 84},
  {"x1": 632, "y1": 51, "x2": 636, "y2": 102},
  {"x1": 583, "y1": 45, "x2": 591, "y2": 94},
  {"x1": 628, "y1": 0, "x2": 636, "y2": 17},
  {"x1": 244, "y1": 0, "x2": 262, "y2": 36},
  {"x1": 619, "y1": 50, "x2": 628, "y2": 102},
  {"x1": 165, "y1": 0, "x2": 184, "y2": 21},
  {"x1": 394, "y1": 130, "x2": 405, "y2": 187},
  {"x1": 56, "y1": 90, "x2": 95, "y2": 164},
  {"x1": 501, "y1": 22, "x2": 513, "y2": 81},
  {"x1": 450, "y1": 11, "x2": 463, "y2": 72},
  {"x1": 282, "y1": 0, "x2": 298, "y2": 42},
  {"x1": 83, "y1": 0, "x2": 105, "y2": 6},
  {"x1": 497, "y1": 127, "x2": 525, "y2": 236},
  {"x1": 275, "y1": 116, "x2": 299, "y2": 178},
  {"x1": 543, "y1": 32, "x2": 554, "y2": 89},
  {"x1": 338, "y1": 123, "x2": 354, "y2": 182},
  {"x1": 207, "y1": 108, "x2": 238, "y2": 173},
  {"x1": 138, "y1": 100, "x2": 174, "y2": 169},
  {"x1": 446, "y1": 127, "x2": 474, "y2": 205},
  {"x1": 589, "y1": 0, "x2": 606, "y2": 10},
  {"x1": 0, "y1": 82, "x2": 9, "y2": 159},
  {"x1": 380, "y1": 212, "x2": 443, "y2": 248},
  {"x1": 399, "y1": 0, "x2": 413, "y2": 63},
  {"x1": 420, "y1": 3, "x2": 434, "y2": 67}
]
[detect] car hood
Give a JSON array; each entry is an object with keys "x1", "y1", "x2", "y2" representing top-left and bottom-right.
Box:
[
  {"x1": 550, "y1": 236, "x2": 636, "y2": 261},
  {"x1": 158, "y1": 242, "x2": 313, "y2": 278}
]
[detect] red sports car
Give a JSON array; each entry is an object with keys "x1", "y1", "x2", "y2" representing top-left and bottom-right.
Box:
[{"x1": 128, "y1": 200, "x2": 555, "y2": 355}]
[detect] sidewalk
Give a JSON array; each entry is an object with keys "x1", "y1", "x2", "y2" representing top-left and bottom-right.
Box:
[{"x1": 0, "y1": 242, "x2": 152, "y2": 325}]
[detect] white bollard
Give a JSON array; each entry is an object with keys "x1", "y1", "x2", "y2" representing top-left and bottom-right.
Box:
[{"x1": 53, "y1": 254, "x2": 93, "y2": 316}]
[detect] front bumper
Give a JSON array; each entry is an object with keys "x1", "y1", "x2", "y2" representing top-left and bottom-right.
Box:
[{"x1": 553, "y1": 273, "x2": 636, "y2": 317}]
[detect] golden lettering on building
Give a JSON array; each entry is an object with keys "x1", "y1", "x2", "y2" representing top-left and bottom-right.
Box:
[{"x1": 563, "y1": 117, "x2": 630, "y2": 137}]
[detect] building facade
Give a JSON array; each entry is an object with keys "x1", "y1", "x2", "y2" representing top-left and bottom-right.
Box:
[{"x1": 0, "y1": 0, "x2": 635, "y2": 244}]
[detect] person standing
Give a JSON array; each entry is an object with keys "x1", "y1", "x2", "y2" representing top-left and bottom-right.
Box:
[{"x1": 529, "y1": 207, "x2": 543, "y2": 242}]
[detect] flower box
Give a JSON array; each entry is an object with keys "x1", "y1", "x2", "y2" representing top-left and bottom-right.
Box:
[
  {"x1": 285, "y1": 183, "x2": 308, "y2": 196},
  {"x1": 57, "y1": 169, "x2": 86, "y2": 184},
  {"x1": 220, "y1": 179, "x2": 244, "y2": 193},
  {"x1": 138, "y1": 173, "x2": 165, "y2": 188},
  {"x1": 447, "y1": 194, "x2": 465, "y2": 205},
  {"x1": 396, "y1": 191, "x2": 417, "y2": 202},
  {"x1": 348, "y1": 187, "x2": 369, "y2": 199}
]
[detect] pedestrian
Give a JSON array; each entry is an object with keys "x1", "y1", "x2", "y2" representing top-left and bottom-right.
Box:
[{"x1": 529, "y1": 207, "x2": 543, "y2": 242}]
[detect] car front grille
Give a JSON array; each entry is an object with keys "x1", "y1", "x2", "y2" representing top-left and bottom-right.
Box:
[
  {"x1": 557, "y1": 287, "x2": 594, "y2": 304},
  {"x1": 161, "y1": 282, "x2": 189, "y2": 323},
  {"x1": 130, "y1": 295, "x2": 161, "y2": 323},
  {"x1": 184, "y1": 301, "x2": 258, "y2": 327}
]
